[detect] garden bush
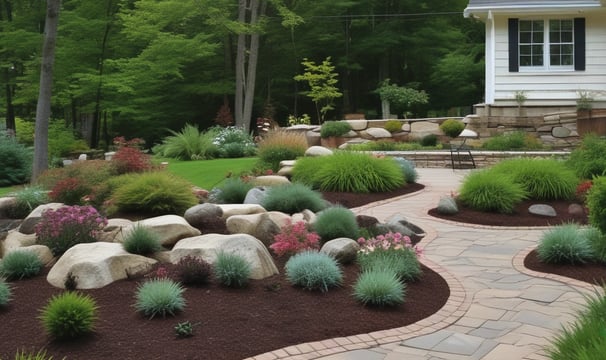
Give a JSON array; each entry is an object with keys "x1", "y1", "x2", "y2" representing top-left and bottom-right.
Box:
[
  {"x1": 584, "y1": 226, "x2": 606, "y2": 264},
  {"x1": 357, "y1": 232, "x2": 422, "y2": 282},
  {"x1": 458, "y1": 169, "x2": 527, "y2": 213},
  {"x1": 48, "y1": 177, "x2": 91, "y2": 205},
  {"x1": 108, "y1": 172, "x2": 198, "y2": 216},
  {"x1": 289, "y1": 156, "x2": 325, "y2": 188},
  {"x1": 270, "y1": 220, "x2": 320, "y2": 257},
  {"x1": 35, "y1": 205, "x2": 107, "y2": 256},
  {"x1": 213, "y1": 177, "x2": 254, "y2": 204},
  {"x1": 383, "y1": 120, "x2": 403, "y2": 133},
  {"x1": 213, "y1": 251, "x2": 251, "y2": 288},
  {"x1": 313, "y1": 206, "x2": 360, "y2": 242},
  {"x1": 420, "y1": 134, "x2": 438, "y2": 147},
  {"x1": 256, "y1": 130, "x2": 308, "y2": 172},
  {"x1": 39, "y1": 291, "x2": 98, "y2": 339},
  {"x1": 481, "y1": 131, "x2": 542, "y2": 151},
  {"x1": 122, "y1": 224, "x2": 162, "y2": 255},
  {"x1": 153, "y1": 124, "x2": 219, "y2": 160},
  {"x1": 285, "y1": 251, "x2": 342, "y2": 292},
  {"x1": 0, "y1": 250, "x2": 43, "y2": 280},
  {"x1": 439, "y1": 119, "x2": 465, "y2": 138},
  {"x1": 261, "y1": 183, "x2": 327, "y2": 214},
  {"x1": 16, "y1": 118, "x2": 89, "y2": 159},
  {"x1": 490, "y1": 158, "x2": 577, "y2": 200},
  {"x1": 213, "y1": 126, "x2": 256, "y2": 158},
  {"x1": 6, "y1": 186, "x2": 49, "y2": 219},
  {"x1": 393, "y1": 157, "x2": 418, "y2": 183},
  {"x1": 134, "y1": 278, "x2": 186, "y2": 319},
  {"x1": 353, "y1": 269, "x2": 406, "y2": 307},
  {"x1": 0, "y1": 133, "x2": 32, "y2": 186},
  {"x1": 0, "y1": 279, "x2": 12, "y2": 306},
  {"x1": 174, "y1": 256, "x2": 213, "y2": 286},
  {"x1": 319, "y1": 121, "x2": 352, "y2": 138},
  {"x1": 567, "y1": 134, "x2": 606, "y2": 179},
  {"x1": 537, "y1": 223, "x2": 594, "y2": 264},
  {"x1": 110, "y1": 137, "x2": 153, "y2": 175},
  {"x1": 587, "y1": 176, "x2": 606, "y2": 235}
]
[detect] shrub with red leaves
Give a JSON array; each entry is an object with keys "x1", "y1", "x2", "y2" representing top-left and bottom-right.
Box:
[{"x1": 49, "y1": 177, "x2": 92, "y2": 205}]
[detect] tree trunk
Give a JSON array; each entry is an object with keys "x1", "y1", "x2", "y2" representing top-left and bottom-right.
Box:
[
  {"x1": 381, "y1": 99, "x2": 391, "y2": 120},
  {"x1": 32, "y1": 0, "x2": 61, "y2": 181},
  {"x1": 234, "y1": 0, "x2": 246, "y2": 128}
]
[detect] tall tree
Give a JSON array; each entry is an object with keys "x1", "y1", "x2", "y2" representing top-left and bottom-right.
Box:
[{"x1": 32, "y1": 0, "x2": 60, "y2": 180}]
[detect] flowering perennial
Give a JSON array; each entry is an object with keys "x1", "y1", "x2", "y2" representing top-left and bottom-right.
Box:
[
  {"x1": 357, "y1": 232, "x2": 422, "y2": 257},
  {"x1": 270, "y1": 220, "x2": 320, "y2": 257},
  {"x1": 35, "y1": 205, "x2": 108, "y2": 256}
]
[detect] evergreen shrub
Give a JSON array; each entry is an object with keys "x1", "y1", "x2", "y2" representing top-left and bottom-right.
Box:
[
  {"x1": 0, "y1": 133, "x2": 32, "y2": 186},
  {"x1": 122, "y1": 224, "x2": 162, "y2": 255},
  {"x1": 567, "y1": 134, "x2": 606, "y2": 179},
  {"x1": 213, "y1": 252, "x2": 251, "y2": 288},
  {"x1": 537, "y1": 223, "x2": 594, "y2": 264},
  {"x1": 261, "y1": 183, "x2": 327, "y2": 214},
  {"x1": 439, "y1": 119, "x2": 465, "y2": 138},
  {"x1": 39, "y1": 292, "x2": 98, "y2": 339},
  {"x1": 285, "y1": 251, "x2": 342, "y2": 292},
  {"x1": 313, "y1": 206, "x2": 359, "y2": 242},
  {"x1": 587, "y1": 176, "x2": 606, "y2": 235},
  {"x1": 213, "y1": 177, "x2": 254, "y2": 204},
  {"x1": 384, "y1": 120, "x2": 403, "y2": 133},
  {"x1": 319, "y1": 121, "x2": 352, "y2": 138},
  {"x1": 0, "y1": 250, "x2": 43, "y2": 280},
  {"x1": 134, "y1": 279, "x2": 186, "y2": 319}
]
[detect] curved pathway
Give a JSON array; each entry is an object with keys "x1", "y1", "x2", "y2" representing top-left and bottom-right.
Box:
[{"x1": 248, "y1": 168, "x2": 597, "y2": 360}]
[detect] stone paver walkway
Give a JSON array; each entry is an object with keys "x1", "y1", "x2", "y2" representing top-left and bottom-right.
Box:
[{"x1": 247, "y1": 168, "x2": 597, "y2": 360}]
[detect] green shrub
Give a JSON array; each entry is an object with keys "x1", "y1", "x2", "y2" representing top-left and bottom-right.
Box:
[
  {"x1": 584, "y1": 226, "x2": 606, "y2": 264},
  {"x1": 289, "y1": 156, "x2": 325, "y2": 188},
  {"x1": 6, "y1": 186, "x2": 49, "y2": 219},
  {"x1": 39, "y1": 291, "x2": 98, "y2": 339},
  {"x1": 153, "y1": 124, "x2": 219, "y2": 160},
  {"x1": 0, "y1": 133, "x2": 32, "y2": 186},
  {"x1": 458, "y1": 169, "x2": 527, "y2": 213},
  {"x1": 314, "y1": 152, "x2": 404, "y2": 193},
  {"x1": 13, "y1": 349, "x2": 58, "y2": 360},
  {"x1": 0, "y1": 250, "x2": 43, "y2": 280},
  {"x1": 174, "y1": 320, "x2": 197, "y2": 338},
  {"x1": 285, "y1": 251, "x2": 342, "y2": 292},
  {"x1": 174, "y1": 256, "x2": 213, "y2": 286},
  {"x1": 353, "y1": 270, "x2": 406, "y2": 307},
  {"x1": 213, "y1": 126, "x2": 256, "y2": 158},
  {"x1": 420, "y1": 134, "x2": 438, "y2": 147},
  {"x1": 313, "y1": 206, "x2": 359, "y2": 242},
  {"x1": 319, "y1": 121, "x2": 352, "y2": 138},
  {"x1": 357, "y1": 247, "x2": 422, "y2": 282},
  {"x1": 261, "y1": 183, "x2": 327, "y2": 214},
  {"x1": 393, "y1": 157, "x2": 418, "y2": 183},
  {"x1": 491, "y1": 159, "x2": 577, "y2": 200},
  {"x1": 383, "y1": 120, "x2": 403, "y2": 133},
  {"x1": 587, "y1": 176, "x2": 606, "y2": 235},
  {"x1": 567, "y1": 134, "x2": 606, "y2": 179},
  {"x1": 439, "y1": 119, "x2": 465, "y2": 138},
  {"x1": 109, "y1": 172, "x2": 198, "y2": 216},
  {"x1": 15, "y1": 118, "x2": 89, "y2": 159},
  {"x1": 481, "y1": 131, "x2": 542, "y2": 151},
  {"x1": 0, "y1": 279, "x2": 12, "y2": 306},
  {"x1": 537, "y1": 223, "x2": 594, "y2": 264},
  {"x1": 134, "y1": 278, "x2": 186, "y2": 319},
  {"x1": 214, "y1": 252, "x2": 251, "y2": 288},
  {"x1": 122, "y1": 224, "x2": 162, "y2": 255},
  {"x1": 256, "y1": 130, "x2": 308, "y2": 172},
  {"x1": 213, "y1": 177, "x2": 254, "y2": 204}
]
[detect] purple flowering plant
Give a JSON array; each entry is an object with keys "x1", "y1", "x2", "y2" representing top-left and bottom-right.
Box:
[
  {"x1": 357, "y1": 232, "x2": 422, "y2": 258},
  {"x1": 270, "y1": 220, "x2": 320, "y2": 257},
  {"x1": 35, "y1": 205, "x2": 108, "y2": 256}
]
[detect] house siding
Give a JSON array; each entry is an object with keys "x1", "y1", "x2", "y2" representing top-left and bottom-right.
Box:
[{"x1": 489, "y1": 12, "x2": 606, "y2": 106}]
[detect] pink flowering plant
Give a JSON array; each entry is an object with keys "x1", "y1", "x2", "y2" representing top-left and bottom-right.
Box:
[
  {"x1": 357, "y1": 232, "x2": 422, "y2": 282},
  {"x1": 35, "y1": 205, "x2": 108, "y2": 256},
  {"x1": 270, "y1": 220, "x2": 320, "y2": 257}
]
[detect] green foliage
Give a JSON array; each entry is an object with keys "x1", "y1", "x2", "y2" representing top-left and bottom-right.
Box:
[
  {"x1": 439, "y1": 119, "x2": 465, "y2": 138},
  {"x1": 0, "y1": 279, "x2": 12, "y2": 306},
  {"x1": 0, "y1": 133, "x2": 32, "y2": 186},
  {"x1": 109, "y1": 172, "x2": 198, "y2": 216},
  {"x1": 285, "y1": 251, "x2": 343, "y2": 292},
  {"x1": 0, "y1": 250, "x2": 43, "y2": 280},
  {"x1": 319, "y1": 121, "x2": 352, "y2": 138},
  {"x1": 213, "y1": 126, "x2": 257, "y2": 158},
  {"x1": 587, "y1": 176, "x2": 606, "y2": 234},
  {"x1": 376, "y1": 79, "x2": 429, "y2": 116},
  {"x1": 420, "y1": 134, "x2": 438, "y2": 147},
  {"x1": 159, "y1": 157, "x2": 258, "y2": 190},
  {"x1": 357, "y1": 248, "x2": 422, "y2": 282},
  {"x1": 134, "y1": 279, "x2": 186, "y2": 319},
  {"x1": 293, "y1": 57, "x2": 343, "y2": 123},
  {"x1": 152, "y1": 124, "x2": 220, "y2": 160},
  {"x1": 16, "y1": 118, "x2": 89, "y2": 159},
  {"x1": 256, "y1": 130, "x2": 308, "y2": 171},
  {"x1": 213, "y1": 252, "x2": 251, "y2": 288},
  {"x1": 481, "y1": 131, "x2": 543, "y2": 151},
  {"x1": 584, "y1": 226, "x2": 606, "y2": 264},
  {"x1": 213, "y1": 177, "x2": 254, "y2": 204},
  {"x1": 313, "y1": 206, "x2": 360, "y2": 242},
  {"x1": 458, "y1": 169, "x2": 527, "y2": 213},
  {"x1": 353, "y1": 270, "x2": 406, "y2": 307},
  {"x1": 261, "y1": 183, "x2": 327, "y2": 214},
  {"x1": 346, "y1": 142, "x2": 427, "y2": 151},
  {"x1": 537, "y1": 223, "x2": 594, "y2": 264},
  {"x1": 567, "y1": 134, "x2": 606, "y2": 179},
  {"x1": 39, "y1": 292, "x2": 98, "y2": 339},
  {"x1": 175, "y1": 256, "x2": 213, "y2": 286},
  {"x1": 12, "y1": 349, "x2": 58, "y2": 360},
  {"x1": 393, "y1": 157, "x2": 418, "y2": 183},
  {"x1": 122, "y1": 224, "x2": 163, "y2": 255},
  {"x1": 174, "y1": 321, "x2": 198, "y2": 338},
  {"x1": 6, "y1": 186, "x2": 49, "y2": 219},
  {"x1": 383, "y1": 120, "x2": 403, "y2": 133},
  {"x1": 491, "y1": 159, "x2": 578, "y2": 200}
]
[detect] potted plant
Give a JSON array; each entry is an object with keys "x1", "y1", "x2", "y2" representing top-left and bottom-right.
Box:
[{"x1": 320, "y1": 121, "x2": 352, "y2": 148}]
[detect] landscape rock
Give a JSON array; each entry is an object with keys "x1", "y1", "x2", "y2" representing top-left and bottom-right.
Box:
[
  {"x1": 226, "y1": 211, "x2": 290, "y2": 245},
  {"x1": 320, "y1": 238, "x2": 360, "y2": 264},
  {"x1": 0, "y1": 197, "x2": 16, "y2": 218},
  {"x1": 345, "y1": 119, "x2": 368, "y2": 131},
  {"x1": 568, "y1": 203, "x2": 586, "y2": 216},
  {"x1": 305, "y1": 130, "x2": 321, "y2": 146},
  {"x1": 99, "y1": 218, "x2": 135, "y2": 243},
  {"x1": 18, "y1": 245, "x2": 54, "y2": 265},
  {"x1": 363, "y1": 127, "x2": 392, "y2": 139},
  {"x1": 305, "y1": 146, "x2": 333, "y2": 157},
  {"x1": 243, "y1": 187, "x2": 268, "y2": 205},
  {"x1": 437, "y1": 196, "x2": 459, "y2": 215},
  {"x1": 528, "y1": 204, "x2": 557, "y2": 217},
  {"x1": 355, "y1": 215, "x2": 380, "y2": 228},
  {"x1": 218, "y1": 204, "x2": 266, "y2": 219},
  {"x1": 552, "y1": 126, "x2": 571, "y2": 138},
  {"x1": 385, "y1": 214, "x2": 426, "y2": 241},
  {"x1": 47, "y1": 242, "x2": 157, "y2": 289},
  {"x1": 184, "y1": 204, "x2": 223, "y2": 228},
  {"x1": 2, "y1": 230, "x2": 37, "y2": 254},
  {"x1": 170, "y1": 233, "x2": 279, "y2": 280},
  {"x1": 19, "y1": 203, "x2": 64, "y2": 235},
  {"x1": 136, "y1": 215, "x2": 201, "y2": 247},
  {"x1": 251, "y1": 175, "x2": 291, "y2": 187}
]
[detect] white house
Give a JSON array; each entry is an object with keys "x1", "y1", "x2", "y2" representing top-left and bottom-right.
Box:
[{"x1": 464, "y1": 0, "x2": 606, "y2": 112}]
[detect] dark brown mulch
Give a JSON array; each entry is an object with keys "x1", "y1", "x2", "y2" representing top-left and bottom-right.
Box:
[{"x1": 524, "y1": 249, "x2": 606, "y2": 286}]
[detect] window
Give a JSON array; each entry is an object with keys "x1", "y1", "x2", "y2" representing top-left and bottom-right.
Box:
[{"x1": 508, "y1": 18, "x2": 585, "y2": 72}]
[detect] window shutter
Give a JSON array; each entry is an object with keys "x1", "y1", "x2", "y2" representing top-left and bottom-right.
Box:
[
  {"x1": 508, "y1": 18, "x2": 519, "y2": 72},
  {"x1": 574, "y1": 18, "x2": 586, "y2": 71}
]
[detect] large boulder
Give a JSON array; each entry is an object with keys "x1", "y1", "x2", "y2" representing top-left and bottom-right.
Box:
[
  {"x1": 363, "y1": 127, "x2": 392, "y2": 139},
  {"x1": 170, "y1": 233, "x2": 278, "y2": 279},
  {"x1": 243, "y1": 187, "x2": 269, "y2": 205},
  {"x1": 98, "y1": 218, "x2": 135, "y2": 243},
  {"x1": 0, "y1": 197, "x2": 16, "y2": 218},
  {"x1": 226, "y1": 211, "x2": 290, "y2": 246},
  {"x1": 305, "y1": 146, "x2": 334, "y2": 157},
  {"x1": 320, "y1": 238, "x2": 360, "y2": 264},
  {"x1": 251, "y1": 175, "x2": 290, "y2": 187},
  {"x1": 385, "y1": 214, "x2": 426, "y2": 242},
  {"x1": 136, "y1": 215, "x2": 201, "y2": 247},
  {"x1": 217, "y1": 204, "x2": 266, "y2": 219},
  {"x1": 2, "y1": 230, "x2": 37, "y2": 255},
  {"x1": 47, "y1": 242, "x2": 157, "y2": 289},
  {"x1": 184, "y1": 203, "x2": 223, "y2": 228},
  {"x1": 19, "y1": 203, "x2": 64, "y2": 235}
]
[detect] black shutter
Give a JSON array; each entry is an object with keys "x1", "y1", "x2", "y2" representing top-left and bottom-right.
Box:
[
  {"x1": 508, "y1": 18, "x2": 519, "y2": 72},
  {"x1": 574, "y1": 17, "x2": 586, "y2": 71}
]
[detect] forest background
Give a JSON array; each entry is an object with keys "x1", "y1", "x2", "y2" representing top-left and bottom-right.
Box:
[{"x1": 0, "y1": 0, "x2": 484, "y2": 149}]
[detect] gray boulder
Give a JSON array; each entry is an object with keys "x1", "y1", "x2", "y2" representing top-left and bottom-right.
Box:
[
  {"x1": 136, "y1": 215, "x2": 201, "y2": 247},
  {"x1": 184, "y1": 203, "x2": 223, "y2": 228},
  {"x1": 320, "y1": 238, "x2": 360, "y2": 264},
  {"x1": 528, "y1": 204, "x2": 557, "y2": 217},
  {"x1": 243, "y1": 187, "x2": 268, "y2": 205}
]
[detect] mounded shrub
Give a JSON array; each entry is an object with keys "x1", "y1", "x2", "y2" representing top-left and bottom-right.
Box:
[
  {"x1": 134, "y1": 278, "x2": 186, "y2": 319},
  {"x1": 383, "y1": 120, "x2": 403, "y2": 133},
  {"x1": 122, "y1": 224, "x2": 163, "y2": 255},
  {"x1": 481, "y1": 131, "x2": 542, "y2": 151},
  {"x1": 439, "y1": 119, "x2": 465, "y2": 138},
  {"x1": 567, "y1": 134, "x2": 606, "y2": 179},
  {"x1": 261, "y1": 183, "x2": 327, "y2": 214},
  {"x1": 213, "y1": 251, "x2": 251, "y2": 288},
  {"x1": 357, "y1": 247, "x2": 422, "y2": 282},
  {"x1": 458, "y1": 169, "x2": 527, "y2": 213},
  {"x1": 353, "y1": 269, "x2": 406, "y2": 307},
  {"x1": 584, "y1": 226, "x2": 606, "y2": 264},
  {"x1": 174, "y1": 256, "x2": 213, "y2": 286},
  {"x1": 256, "y1": 130, "x2": 308, "y2": 172},
  {"x1": 213, "y1": 177, "x2": 254, "y2": 204},
  {"x1": 319, "y1": 121, "x2": 352, "y2": 138},
  {"x1": 270, "y1": 220, "x2": 320, "y2": 257},
  {"x1": 0, "y1": 250, "x2": 43, "y2": 280},
  {"x1": 213, "y1": 126, "x2": 257, "y2": 158},
  {"x1": 285, "y1": 251, "x2": 342, "y2": 292},
  {"x1": 313, "y1": 206, "x2": 359, "y2": 242},
  {"x1": 39, "y1": 292, "x2": 98, "y2": 339},
  {"x1": 420, "y1": 134, "x2": 438, "y2": 147},
  {"x1": 587, "y1": 176, "x2": 606, "y2": 235},
  {"x1": 109, "y1": 172, "x2": 198, "y2": 216},
  {"x1": 393, "y1": 157, "x2": 418, "y2": 183},
  {"x1": 537, "y1": 223, "x2": 594, "y2": 264},
  {"x1": 0, "y1": 133, "x2": 32, "y2": 186},
  {"x1": 289, "y1": 156, "x2": 325, "y2": 188},
  {"x1": 0, "y1": 279, "x2": 12, "y2": 306}
]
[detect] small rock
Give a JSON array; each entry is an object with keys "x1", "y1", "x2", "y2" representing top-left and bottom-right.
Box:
[
  {"x1": 528, "y1": 204, "x2": 557, "y2": 217},
  {"x1": 568, "y1": 203, "x2": 586, "y2": 216}
]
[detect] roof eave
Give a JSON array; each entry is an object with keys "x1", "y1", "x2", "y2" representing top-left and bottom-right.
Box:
[{"x1": 464, "y1": 4, "x2": 603, "y2": 19}]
